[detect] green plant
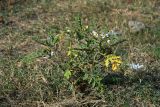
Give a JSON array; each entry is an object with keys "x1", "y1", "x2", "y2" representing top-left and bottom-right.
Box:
[
  {"x1": 62, "y1": 15, "x2": 125, "y2": 94},
  {"x1": 153, "y1": 46, "x2": 160, "y2": 59},
  {"x1": 31, "y1": 14, "x2": 125, "y2": 94},
  {"x1": 21, "y1": 49, "x2": 45, "y2": 64}
]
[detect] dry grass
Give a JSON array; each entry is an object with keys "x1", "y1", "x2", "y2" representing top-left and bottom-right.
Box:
[{"x1": 0, "y1": 0, "x2": 160, "y2": 106}]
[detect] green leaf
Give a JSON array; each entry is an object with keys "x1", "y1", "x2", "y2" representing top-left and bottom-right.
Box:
[
  {"x1": 46, "y1": 35, "x2": 59, "y2": 46},
  {"x1": 21, "y1": 50, "x2": 44, "y2": 64},
  {"x1": 76, "y1": 31, "x2": 84, "y2": 40},
  {"x1": 88, "y1": 77, "x2": 93, "y2": 84},
  {"x1": 153, "y1": 47, "x2": 160, "y2": 58},
  {"x1": 92, "y1": 80, "x2": 96, "y2": 88},
  {"x1": 64, "y1": 70, "x2": 72, "y2": 79},
  {"x1": 83, "y1": 73, "x2": 89, "y2": 80}
]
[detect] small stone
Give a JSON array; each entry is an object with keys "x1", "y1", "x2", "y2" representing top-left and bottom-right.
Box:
[{"x1": 128, "y1": 20, "x2": 145, "y2": 33}]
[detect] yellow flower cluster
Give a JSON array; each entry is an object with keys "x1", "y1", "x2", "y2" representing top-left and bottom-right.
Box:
[{"x1": 104, "y1": 54, "x2": 122, "y2": 71}]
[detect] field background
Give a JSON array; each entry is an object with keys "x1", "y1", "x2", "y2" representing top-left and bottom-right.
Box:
[{"x1": 0, "y1": 0, "x2": 160, "y2": 107}]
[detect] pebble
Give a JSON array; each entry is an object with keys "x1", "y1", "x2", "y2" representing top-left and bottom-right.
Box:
[{"x1": 128, "y1": 20, "x2": 145, "y2": 33}]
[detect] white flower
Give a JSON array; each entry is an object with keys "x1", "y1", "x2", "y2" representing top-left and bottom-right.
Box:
[
  {"x1": 129, "y1": 63, "x2": 144, "y2": 70},
  {"x1": 107, "y1": 40, "x2": 110, "y2": 44},
  {"x1": 100, "y1": 32, "x2": 105, "y2": 38},
  {"x1": 92, "y1": 30, "x2": 99, "y2": 38},
  {"x1": 92, "y1": 29, "x2": 121, "y2": 39},
  {"x1": 67, "y1": 29, "x2": 71, "y2": 33},
  {"x1": 106, "y1": 33, "x2": 109, "y2": 37},
  {"x1": 66, "y1": 27, "x2": 71, "y2": 33},
  {"x1": 50, "y1": 51, "x2": 54, "y2": 56}
]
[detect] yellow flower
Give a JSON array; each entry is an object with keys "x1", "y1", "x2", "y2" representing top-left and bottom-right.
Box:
[
  {"x1": 112, "y1": 62, "x2": 121, "y2": 71},
  {"x1": 104, "y1": 54, "x2": 122, "y2": 71}
]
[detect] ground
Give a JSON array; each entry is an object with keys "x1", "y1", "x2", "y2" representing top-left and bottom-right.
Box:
[{"x1": 0, "y1": 0, "x2": 160, "y2": 107}]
